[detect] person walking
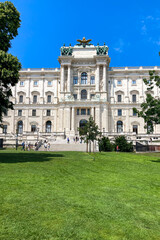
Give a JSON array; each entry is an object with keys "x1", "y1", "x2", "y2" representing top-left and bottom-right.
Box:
[
  {"x1": 116, "y1": 145, "x2": 119, "y2": 153},
  {"x1": 47, "y1": 142, "x2": 50, "y2": 151},
  {"x1": 21, "y1": 142, "x2": 25, "y2": 151},
  {"x1": 44, "y1": 142, "x2": 47, "y2": 151}
]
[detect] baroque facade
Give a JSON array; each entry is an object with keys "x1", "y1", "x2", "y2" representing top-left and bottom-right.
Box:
[{"x1": 1, "y1": 38, "x2": 160, "y2": 144}]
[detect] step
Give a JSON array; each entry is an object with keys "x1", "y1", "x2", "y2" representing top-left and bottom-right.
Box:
[{"x1": 39, "y1": 143, "x2": 87, "y2": 152}]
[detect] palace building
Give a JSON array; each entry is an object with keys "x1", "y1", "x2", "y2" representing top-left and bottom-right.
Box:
[{"x1": 1, "y1": 38, "x2": 160, "y2": 145}]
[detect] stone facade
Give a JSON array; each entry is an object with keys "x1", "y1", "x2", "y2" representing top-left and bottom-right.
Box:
[{"x1": 1, "y1": 39, "x2": 160, "y2": 145}]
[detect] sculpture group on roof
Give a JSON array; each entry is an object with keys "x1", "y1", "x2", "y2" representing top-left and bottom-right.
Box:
[{"x1": 60, "y1": 38, "x2": 108, "y2": 56}]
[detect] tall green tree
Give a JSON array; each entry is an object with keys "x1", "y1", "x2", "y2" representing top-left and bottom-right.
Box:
[
  {"x1": 0, "y1": 1, "x2": 21, "y2": 122},
  {"x1": 133, "y1": 71, "x2": 160, "y2": 133},
  {"x1": 78, "y1": 116, "x2": 100, "y2": 152}
]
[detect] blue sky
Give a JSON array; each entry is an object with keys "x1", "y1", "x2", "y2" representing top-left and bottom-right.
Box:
[{"x1": 3, "y1": 0, "x2": 160, "y2": 68}]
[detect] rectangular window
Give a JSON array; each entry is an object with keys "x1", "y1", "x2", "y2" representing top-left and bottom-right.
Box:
[
  {"x1": 87, "y1": 109, "x2": 90, "y2": 115},
  {"x1": 77, "y1": 109, "x2": 79, "y2": 115},
  {"x1": 118, "y1": 109, "x2": 122, "y2": 116},
  {"x1": 132, "y1": 80, "x2": 136, "y2": 85},
  {"x1": 3, "y1": 125, "x2": 7, "y2": 134},
  {"x1": 81, "y1": 73, "x2": 87, "y2": 84},
  {"x1": 19, "y1": 95, "x2": 23, "y2": 103},
  {"x1": 117, "y1": 80, "x2": 122, "y2": 85},
  {"x1": 32, "y1": 109, "x2": 36, "y2": 116},
  {"x1": 117, "y1": 95, "x2": 122, "y2": 102},
  {"x1": 133, "y1": 109, "x2": 137, "y2": 116},
  {"x1": 48, "y1": 81, "x2": 52, "y2": 86},
  {"x1": 90, "y1": 94, "x2": 95, "y2": 99},
  {"x1": 47, "y1": 110, "x2": 51, "y2": 116},
  {"x1": 18, "y1": 110, "x2": 22, "y2": 116},
  {"x1": 31, "y1": 125, "x2": 36, "y2": 132},
  {"x1": 73, "y1": 76, "x2": 78, "y2": 85},
  {"x1": 47, "y1": 95, "x2": 51, "y2": 103},
  {"x1": 90, "y1": 76, "x2": 95, "y2": 84},
  {"x1": 81, "y1": 109, "x2": 86, "y2": 115},
  {"x1": 34, "y1": 81, "x2": 38, "y2": 86},
  {"x1": 132, "y1": 94, "x2": 136, "y2": 102},
  {"x1": 73, "y1": 94, "x2": 77, "y2": 99},
  {"x1": 133, "y1": 125, "x2": 138, "y2": 134},
  {"x1": 33, "y1": 95, "x2": 37, "y2": 103},
  {"x1": 20, "y1": 81, "x2": 24, "y2": 86}
]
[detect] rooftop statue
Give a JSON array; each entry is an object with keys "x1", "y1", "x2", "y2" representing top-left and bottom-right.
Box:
[
  {"x1": 96, "y1": 42, "x2": 108, "y2": 55},
  {"x1": 60, "y1": 44, "x2": 73, "y2": 56},
  {"x1": 76, "y1": 37, "x2": 92, "y2": 48}
]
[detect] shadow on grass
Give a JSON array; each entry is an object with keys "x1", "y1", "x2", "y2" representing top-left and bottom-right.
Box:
[
  {"x1": 0, "y1": 152, "x2": 64, "y2": 163},
  {"x1": 151, "y1": 159, "x2": 160, "y2": 163}
]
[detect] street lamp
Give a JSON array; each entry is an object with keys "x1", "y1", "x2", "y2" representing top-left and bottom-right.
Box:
[
  {"x1": 64, "y1": 128, "x2": 66, "y2": 139},
  {"x1": 16, "y1": 128, "x2": 18, "y2": 150},
  {"x1": 37, "y1": 127, "x2": 39, "y2": 142}
]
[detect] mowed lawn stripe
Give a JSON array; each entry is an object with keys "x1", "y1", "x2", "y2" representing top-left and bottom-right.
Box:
[{"x1": 0, "y1": 150, "x2": 160, "y2": 240}]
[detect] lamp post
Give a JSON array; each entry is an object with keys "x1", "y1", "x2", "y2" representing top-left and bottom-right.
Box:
[
  {"x1": 37, "y1": 127, "x2": 39, "y2": 143},
  {"x1": 16, "y1": 128, "x2": 18, "y2": 150},
  {"x1": 64, "y1": 128, "x2": 66, "y2": 139}
]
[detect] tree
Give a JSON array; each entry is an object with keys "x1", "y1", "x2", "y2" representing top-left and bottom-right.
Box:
[
  {"x1": 98, "y1": 137, "x2": 113, "y2": 152},
  {"x1": 0, "y1": 1, "x2": 21, "y2": 123},
  {"x1": 114, "y1": 136, "x2": 133, "y2": 152},
  {"x1": 78, "y1": 116, "x2": 100, "y2": 152},
  {"x1": 133, "y1": 71, "x2": 160, "y2": 133}
]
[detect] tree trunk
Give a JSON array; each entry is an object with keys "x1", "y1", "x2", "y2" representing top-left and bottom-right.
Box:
[
  {"x1": 86, "y1": 140, "x2": 88, "y2": 152},
  {"x1": 89, "y1": 140, "x2": 91, "y2": 152},
  {"x1": 93, "y1": 140, "x2": 95, "y2": 153}
]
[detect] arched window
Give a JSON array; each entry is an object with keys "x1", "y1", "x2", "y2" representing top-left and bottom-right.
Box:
[
  {"x1": 79, "y1": 119, "x2": 88, "y2": 129},
  {"x1": 117, "y1": 121, "x2": 123, "y2": 133},
  {"x1": 81, "y1": 72, "x2": 87, "y2": 84},
  {"x1": 81, "y1": 89, "x2": 87, "y2": 100},
  {"x1": 46, "y1": 121, "x2": 52, "y2": 133},
  {"x1": 17, "y1": 121, "x2": 23, "y2": 134}
]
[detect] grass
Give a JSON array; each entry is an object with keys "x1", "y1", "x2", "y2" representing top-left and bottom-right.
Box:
[{"x1": 0, "y1": 149, "x2": 160, "y2": 240}]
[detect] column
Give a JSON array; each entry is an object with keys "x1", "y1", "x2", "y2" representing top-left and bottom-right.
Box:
[
  {"x1": 71, "y1": 107, "x2": 75, "y2": 131},
  {"x1": 65, "y1": 107, "x2": 71, "y2": 132},
  {"x1": 103, "y1": 64, "x2": 107, "y2": 92},
  {"x1": 55, "y1": 80, "x2": 58, "y2": 98},
  {"x1": 95, "y1": 107, "x2": 101, "y2": 129},
  {"x1": 78, "y1": 88, "x2": 80, "y2": 100},
  {"x1": 104, "y1": 106, "x2": 108, "y2": 132},
  {"x1": 91, "y1": 107, "x2": 94, "y2": 120},
  {"x1": 96, "y1": 65, "x2": 100, "y2": 92},
  {"x1": 59, "y1": 108, "x2": 64, "y2": 131},
  {"x1": 61, "y1": 65, "x2": 64, "y2": 92},
  {"x1": 54, "y1": 109, "x2": 57, "y2": 132},
  {"x1": 67, "y1": 65, "x2": 71, "y2": 92},
  {"x1": 42, "y1": 78, "x2": 45, "y2": 104}
]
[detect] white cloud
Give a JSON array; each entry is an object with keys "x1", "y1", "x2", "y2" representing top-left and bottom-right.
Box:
[
  {"x1": 114, "y1": 47, "x2": 123, "y2": 53},
  {"x1": 113, "y1": 38, "x2": 125, "y2": 53},
  {"x1": 146, "y1": 15, "x2": 154, "y2": 20},
  {"x1": 141, "y1": 24, "x2": 147, "y2": 35},
  {"x1": 140, "y1": 14, "x2": 160, "y2": 44}
]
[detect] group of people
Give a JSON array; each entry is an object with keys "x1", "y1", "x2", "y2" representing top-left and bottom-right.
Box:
[
  {"x1": 44, "y1": 141, "x2": 50, "y2": 151},
  {"x1": 21, "y1": 141, "x2": 32, "y2": 151},
  {"x1": 67, "y1": 136, "x2": 83, "y2": 144}
]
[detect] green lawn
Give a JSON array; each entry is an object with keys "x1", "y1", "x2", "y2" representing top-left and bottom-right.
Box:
[{"x1": 0, "y1": 150, "x2": 160, "y2": 240}]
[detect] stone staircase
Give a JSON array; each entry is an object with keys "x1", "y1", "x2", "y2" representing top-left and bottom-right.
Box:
[
  {"x1": 38, "y1": 139, "x2": 98, "y2": 152},
  {"x1": 39, "y1": 143, "x2": 86, "y2": 152}
]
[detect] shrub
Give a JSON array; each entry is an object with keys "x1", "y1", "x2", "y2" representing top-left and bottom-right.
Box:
[
  {"x1": 114, "y1": 136, "x2": 133, "y2": 152},
  {"x1": 98, "y1": 137, "x2": 113, "y2": 152}
]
